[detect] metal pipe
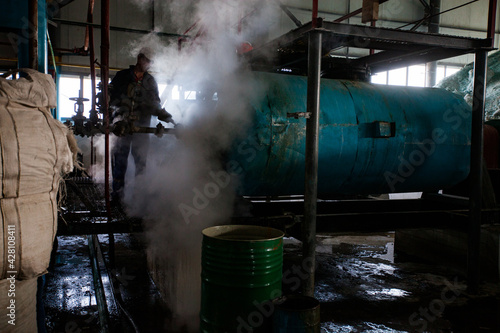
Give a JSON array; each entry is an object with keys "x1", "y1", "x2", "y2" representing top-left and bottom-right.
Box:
[
  {"x1": 88, "y1": 0, "x2": 96, "y2": 166},
  {"x1": 100, "y1": 0, "x2": 116, "y2": 271},
  {"x1": 302, "y1": 30, "x2": 322, "y2": 297},
  {"x1": 426, "y1": 0, "x2": 440, "y2": 87},
  {"x1": 52, "y1": 18, "x2": 188, "y2": 38},
  {"x1": 487, "y1": 0, "x2": 497, "y2": 47},
  {"x1": 151, "y1": 0, "x2": 155, "y2": 31},
  {"x1": 29, "y1": 0, "x2": 39, "y2": 70},
  {"x1": 87, "y1": 0, "x2": 96, "y2": 111},
  {"x1": 277, "y1": 1, "x2": 302, "y2": 27},
  {"x1": 467, "y1": 50, "x2": 488, "y2": 294},
  {"x1": 101, "y1": 0, "x2": 110, "y2": 217},
  {"x1": 88, "y1": 234, "x2": 110, "y2": 332},
  {"x1": 55, "y1": 62, "x2": 122, "y2": 71},
  {"x1": 428, "y1": 0, "x2": 441, "y2": 34},
  {"x1": 312, "y1": 0, "x2": 318, "y2": 28},
  {"x1": 398, "y1": 0, "x2": 479, "y2": 29},
  {"x1": 370, "y1": 20, "x2": 376, "y2": 55},
  {"x1": 418, "y1": 0, "x2": 431, "y2": 10}
]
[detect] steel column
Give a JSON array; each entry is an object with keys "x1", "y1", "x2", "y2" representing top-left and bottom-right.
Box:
[
  {"x1": 86, "y1": 0, "x2": 96, "y2": 112},
  {"x1": 29, "y1": 0, "x2": 38, "y2": 70},
  {"x1": 426, "y1": 0, "x2": 440, "y2": 87},
  {"x1": 38, "y1": 0, "x2": 47, "y2": 73},
  {"x1": 101, "y1": 0, "x2": 110, "y2": 214},
  {"x1": 468, "y1": 50, "x2": 488, "y2": 293},
  {"x1": 488, "y1": 0, "x2": 498, "y2": 47},
  {"x1": 302, "y1": 30, "x2": 322, "y2": 297},
  {"x1": 88, "y1": 0, "x2": 97, "y2": 166}
]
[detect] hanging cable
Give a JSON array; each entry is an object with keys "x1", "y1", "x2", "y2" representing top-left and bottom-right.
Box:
[{"x1": 397, "y1": 0, "x2": 480, "y2": 29}]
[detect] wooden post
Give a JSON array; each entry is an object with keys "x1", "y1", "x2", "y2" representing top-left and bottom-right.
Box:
[{"x1": 362, "y1": 0, "x2": 379, "y2": 23}]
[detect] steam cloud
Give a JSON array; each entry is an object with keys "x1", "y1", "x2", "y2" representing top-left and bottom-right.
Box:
[{"x1": 119, "y1": 0, "x2": 278, "y2": 331}]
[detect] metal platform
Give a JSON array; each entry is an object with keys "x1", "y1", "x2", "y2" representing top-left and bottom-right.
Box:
[{"x1": 245, "y1": 18, "x2": 495, "y2": 77}]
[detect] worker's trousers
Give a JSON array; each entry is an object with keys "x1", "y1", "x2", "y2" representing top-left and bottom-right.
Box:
[{"x1": 111, "y1": 134, "x2": 150, "y2": 201}]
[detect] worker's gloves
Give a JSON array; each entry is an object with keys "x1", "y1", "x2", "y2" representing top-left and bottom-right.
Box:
[{"x1": 158, "y1": 108, "x2": 175, "y2": 124}]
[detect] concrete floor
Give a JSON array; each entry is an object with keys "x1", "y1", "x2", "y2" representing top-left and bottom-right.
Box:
[
  {"x1": 42, "y1": 231, "x2": 500, "y2": 332},
  {"x1": 43, "y1": 234, "x2": 171, "y2": 333},
  {"x1": 305, "y1": 233, "x2": 500, "y2": 332}
]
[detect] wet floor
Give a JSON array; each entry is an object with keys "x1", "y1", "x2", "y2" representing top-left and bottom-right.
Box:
[
  {"x1": 42, "y1": 233, "x2": 170, "y2": 333},
  {"x1": 299, "y1": 232, "x2": 500, "y2": 332},
  {"x1": 42, "y1": 231, "x2": 500, "y2": 332}
]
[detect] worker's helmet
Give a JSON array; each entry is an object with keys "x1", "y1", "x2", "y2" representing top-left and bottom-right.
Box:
[{"x1": 138, "y1": 47, "x2": 155, "y2": 62}]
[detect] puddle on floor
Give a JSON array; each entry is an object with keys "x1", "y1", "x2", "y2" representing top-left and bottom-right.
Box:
[{"x1": 287, "y1": 232, "x2": 500, "y2": 332}]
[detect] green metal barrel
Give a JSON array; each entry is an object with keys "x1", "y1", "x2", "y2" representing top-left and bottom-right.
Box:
[{"x1": 200, "y1": 225, "x2": 284, "y2": 333}]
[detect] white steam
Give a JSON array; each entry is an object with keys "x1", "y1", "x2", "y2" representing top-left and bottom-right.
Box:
[{"x1": 120, "y1": 0, "x2": 279, "y2": 331}]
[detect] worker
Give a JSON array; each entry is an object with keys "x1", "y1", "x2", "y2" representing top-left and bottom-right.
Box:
[{"x1": 109, "y1": 47, "x2": 173, "y2": 206}]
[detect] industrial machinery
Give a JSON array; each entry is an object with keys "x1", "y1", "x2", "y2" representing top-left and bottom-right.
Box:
[{"x1": 232, "y1": 72, "x2": 471, "y2": 196}]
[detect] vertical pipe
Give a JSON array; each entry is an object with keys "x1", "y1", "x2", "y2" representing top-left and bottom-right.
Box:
[
  {"x1": 38, "y1": 0, "x2": 47, "y2": 73},
  {"x1": 488, "y1": 0, "x2": 498, "y2": 48},
  {"x1": 428, "y1": 0, "x2": 440, "y2": 34},
  {"x1": 87, "y1": 0, "x2": 96, "y2": 114},
  {"x1": 101, "y1": 0, "x2": 110, "y2": 213},
  {"x1": 89, "y1": 45, "x2": 96, "y2": 114},
  {"x1": 86, "y1": 0, "x2": 96, "y2": 167},
  {"x1": 468, "y1": 50, "x2": 488, "y2": 294},
  {"x1": 29, "y1": 0, "x2": 38, "y2": 70},
  {"x1": 426, "y1": 0, "x2": 440, "y2": 87},
  {"x1": 79, "y1": 75, "x2": 84, "y2": 106},
  {"x1": 101, "y1": 0, "x2": 115, "y2": 270},
  {"x1": 312, "y1": 0, "x2": 318, "y2": 28},
  {"x1": 88, "y1": 235, "x2": 110, "y2": 332},
  {"x1": 302, "y1": 30, "x2": 322, "y2": 297},
  {"x1": 151, "y1": 0, "x2": 155, "y2": 31},
  {"x1": 370, "y1": 20, "x2": 376, "y2": 55},
  {"x1": 426, "y1": 62, "x2": 437, "y2": 87}
]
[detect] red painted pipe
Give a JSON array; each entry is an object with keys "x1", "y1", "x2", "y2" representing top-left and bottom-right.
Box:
[
  {"x1": 178, "y1": 20, "x2": 199, "y2": 51},
  {"x1": 312, "y1": 0, "x2": 318, "y2": 28}
]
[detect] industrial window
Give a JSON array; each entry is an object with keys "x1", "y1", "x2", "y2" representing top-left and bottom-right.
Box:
[
  {"x1": 387, "y1": 67, "x2": 407, "y2": 86},
  {"x1": 58, "y1": 76, "x2": 95, "y2": 121},
  {"x1": 170, "y1": 85, "x2": 197, "y2": 101},
  {"x1": 58, "y1": 76, "x2": 170, "y2": 121},
  {"x1": 371, "y1": 64, "x2": 462, "y2": 87}
]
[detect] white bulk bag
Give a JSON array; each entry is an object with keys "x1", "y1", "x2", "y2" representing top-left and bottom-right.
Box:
[
  {"x1": 0, "y1": 69, "x2": 75, "y2": 279},
  {"x1": 0, "y1": 68, "x2": 74, "y2": 199},
  {"x1": 0, "y1": 277, "x2": 37, "y2": 333}
]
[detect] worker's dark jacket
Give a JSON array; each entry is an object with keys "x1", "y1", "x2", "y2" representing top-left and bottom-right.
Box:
[{"x1": 109, "y1": 65, "x2": 163, "y2": 127}]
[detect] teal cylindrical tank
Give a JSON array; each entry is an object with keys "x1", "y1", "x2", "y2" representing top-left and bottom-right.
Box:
[
  {"x1": 200, "y1": 225, "x2": 284, "y2": 333},
  {"x1": 230, "y1": 72, "x2": 471, "y2": 196}
]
